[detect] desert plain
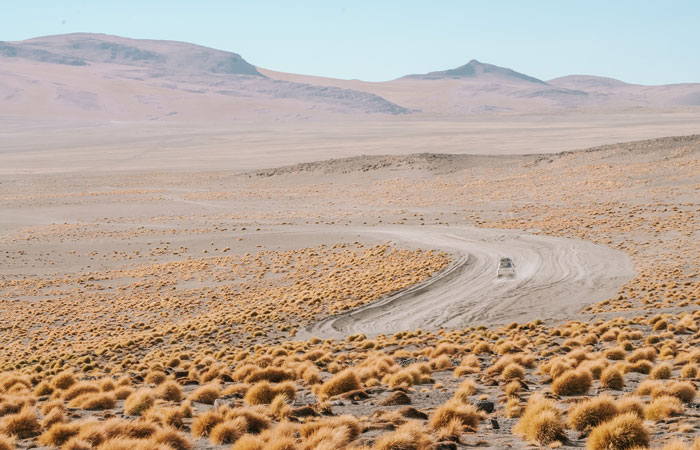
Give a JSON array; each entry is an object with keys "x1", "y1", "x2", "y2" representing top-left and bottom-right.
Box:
[{"x1": 1, "y1": 33, "x2": 700, "y2": 450}]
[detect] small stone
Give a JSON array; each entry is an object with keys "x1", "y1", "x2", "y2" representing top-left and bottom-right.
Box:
[{"x1": 476, "y1": 400, "x2": 495, "y2": 413}]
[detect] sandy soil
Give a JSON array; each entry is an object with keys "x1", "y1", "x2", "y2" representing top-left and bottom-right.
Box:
[{"x1": 1, "y1": 133, "x2": 699, "y2": 449}]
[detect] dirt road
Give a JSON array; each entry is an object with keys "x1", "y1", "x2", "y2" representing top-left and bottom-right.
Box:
[{"x1": 301, "y1": 226, "x2": 635, "y2": 339}]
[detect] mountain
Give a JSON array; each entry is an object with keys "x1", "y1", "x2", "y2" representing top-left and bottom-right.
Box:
[
  {"x1": 2, "y1": 33, "x2": 700, "y2": 121},
  {"x1": 548, "y1": 75, "x2": 632, "y2": 90},
  {"x1": 1, "y1": 33, "x2": 263, "y2": 76},
  {"x1": 403, "y1": 59, "x2": 547, "y2": 85},
  {"x1": 0, "y1": 34, "x2": 410, "y2": 120}
]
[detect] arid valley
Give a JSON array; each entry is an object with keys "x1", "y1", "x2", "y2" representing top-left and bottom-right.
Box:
[{"x1": 1, "y1": 29, "x2": 700, "y2": 450}]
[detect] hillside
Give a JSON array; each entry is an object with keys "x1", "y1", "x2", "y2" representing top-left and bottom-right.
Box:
[{"x1": 0, "y1": 33, "x2": 410, "y2": 120}]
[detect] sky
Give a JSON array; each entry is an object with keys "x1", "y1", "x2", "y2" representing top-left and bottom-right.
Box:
[{"x1": 2, "y1": 1, "x2": 699, "y2": 84}]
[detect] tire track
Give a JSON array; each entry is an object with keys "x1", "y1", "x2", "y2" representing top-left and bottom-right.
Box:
[{"x1": 300, "y1": 226, "x2": 635, "y2": 339}]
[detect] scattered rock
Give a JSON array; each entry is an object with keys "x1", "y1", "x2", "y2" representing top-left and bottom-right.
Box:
[
  {"x1": 289, "y1": 405, "x2": 318, "y2": 418},
  {"x1": 476, "y1": 400, "x2": 495, "y2": 413},
  {"x1": 398, "y1": 406, "x2": 428, "y2": 420}
]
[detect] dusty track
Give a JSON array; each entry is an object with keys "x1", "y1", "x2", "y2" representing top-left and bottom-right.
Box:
[{"x1": 301, "y1": 226, "x2": 635, "y2": 339}]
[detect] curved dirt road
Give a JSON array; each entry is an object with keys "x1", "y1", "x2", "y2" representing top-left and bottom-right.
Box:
[{"x1": 300, "y1": 226, "x2": 635, "y2": 339}]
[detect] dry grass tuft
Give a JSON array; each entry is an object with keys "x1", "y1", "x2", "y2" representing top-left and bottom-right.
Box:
[
  {"x1": 230, "y1": 434, "x2": 264, "y2": 450},
  {"x1": 191, "y1": 410, "x2": 224, "y2": 438},
  {"x1": 567, "y1": 394, "x2": 618, "y2": 431},
  {"x1": 151, "y1": 427, "x2": 192, "y2": 450},
  {"x1": 0, "y1": 435, "x2": 14, "y2": 450},
  {"x1": 155, "y1": 380, "x2": 182, "y2": 402},
  {"x1": 650, "y1": 363, "x2": 673, "y2": 380},
  {"x1": 0, "y1": 407, "x2": 40, "y2": 439},
  {"x1": 209, "y1": 417, "x2": 247, "y2": 445},
  {"x1": 244, "y1": 380, "x2": 296, "y2": 405},
  {"x1": 317, "y1": 369, "x2": 360, "y2": 398},
  {"x1": 552, "y1": 368, "x2": 592, "y2": 396},
  {"x1": 644, "y1": 395, "x2": 684, "y2": 420},
  {"x1": 600, "y1": 366, "x2": 625, "y2": 390},
  {"x1": 513, "y1": 393, "x2": 566, "y2": 445},
  {"x1": 124, "y1": 389, "x2": 155, "y2": 416},
  {"x1": 69, "y1": 392, "x2": 116, "y2": 410},
  {"x1": 585, "y1": 413, "x2": 649, "y2": 450},
  {"x1": 374, "y1": 420, "x2": 432, "y2": 450},
  {"x1": 51, "y1": 371, "x2": 77, "y2": 390},
  {"x1": 188, "y1": 383, "x2": 221, "y2": 405},
  {"x1": 38, "y1": 421, "x2": 80, "y2": 446},
  {"x1": 429, "y1": 399, "x2": 483, "y2": 432}
]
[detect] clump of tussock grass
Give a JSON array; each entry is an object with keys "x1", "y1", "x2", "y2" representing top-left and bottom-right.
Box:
[
  {"x1": 616, "y1": 396, "x2": 644, "y2": 419},
  {"x1": 453, "y1": 379, "x2": 477, "y2": 403},
  {"x1": 40, "y1": 406, "x2": 65, "y2": 429},
  {"x1": 154, "y1": 380, "x2": 182, "y2": 402},
  {"x1": 501, "y1": 363, "x2": 526, "y2": 381},
  {"x1": 63, "y1": 381, "x2": 100, "y2": 401},
  {"x1": 626, "y1": 347, "x2": 657, "y2": 363},
  {"x1": 188, "y1": 383, "x2": 221, "y2": 404},
  {"x1": 51, "y1": 371, "x2": 77, "y2": 390},
  {"x1": 38, "y1": 421, "x2": 81, "y2": 446},
  {"x1": 151, "y1": 427, "x2": 192, "y2": 450},
  {"x1": 114, "y1": 386, "x2": 134, "y2": 400},
  {"x1": 209, "y1": 417, "x2": 247, "y2": 445},
  {"x1": 650, "y1": 381, "x2": 696, "y2": 403},
  {"x1": 600, "y1": 365, "x2": 625, "y2": 390},
  {"x1": 567, "y1": 394, "x2": 618, "y2": 431},
  {"x1": 145, "y1": 370, "x2": 167, "y2": 385},
  {"x1": 143, "y1": 406, "x2": 186, "y2": 429},
  {"x1": 680, "y1": 363, "x2": 698, "y2": 379},
  {"x1": 585, "y1": 413, "x2": 649, "y2": 450},
  {"x1": 552, "y1": 367, "x2": 593, "y2": 396},
  {"x1": 191, "y1": 410, "x2": 224, "y2": 438},
  {"x1": 243, "y1": 380, "x2": 296, "y2": 405},
  {"x1": 513, "y1": 393, "x2": 566, "y2": 445},
  {"x1": 69, "y1": 392, "x2": 116, "y2": 410},
  {"x1": 374, "y1": 420, "x2": 432, "y2": 450},
  {"x1": 33, "y1": 381, "x2": 53, "y2": 397},
  {"x1": 453, "y1": 354, "x2": 480, "y2": 376},
  {"x1": 429, "y1": 399, "x2": 483, "y2": 432},
  {"x1": 101, "y1": 417, "x2": 157, "y2": 440},
  {"x1": 299, "y1": 415, "x2": 360, "y2": 443},
  {"x1": 123, "y1": 389, "x2": 155, "y2": 416},
  {"x1": 0, "y1": 407, "x2": 40, "y2": 439},
  {"x1": 317, "y1": 369, "x2": 360, "y2": 398},
  {"x1": 0, "y1": 434, "x2": 14, "y2": 450},
  {"x1": 649, "y1": 363, "x2": 673, "y2": 380},
  {"x1": 644, "y1": 395, "x2": 684, "y2": 420}
]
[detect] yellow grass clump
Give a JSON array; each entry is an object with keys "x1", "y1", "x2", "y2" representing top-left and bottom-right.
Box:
[
  {"x1": 600, "y1": 366, "x2": 625, "y2": 390},
  {"x1": 0, "y1": 407, "x2": 40, "y2": 439},
  {"x1": 429, "y1": 399, "x2": 483, "y2": 432},
  {"x1": 644, "y1": 395, "x2": 684, "y2": 420},
  {"x1": 191, "y1": 410, "x2": 224, "y2": 438},
  {"x1": 0, "y1": 434, "x2": 14, "y2": 450},
  {"x1": 155, "y1": 380, "x2": 182, "y2": 402},
  {"x1": 513, "y1": 394, "x2": 566, "y2": 445},
  {"x1": 124, "y1": 389, "x2": 155, "y2": 416},
  {"x1": 317, "y1": 369, "x2": 361, "y2": 398},
  {"x1": 188, "y1": 383, "x2": 221, "y2": 405},
  {"x1": 585, "y1": 413, "x2": 649, "y2": 450},
  {"x1": 552, "y1": 368, "x2": 593, "y2": 396},
  {"x1": 244, "y1": 380, "x2": 296, "y2": 405},
  {"x1": 374, "y1": 420, "x2": 432, "y2": 450},
  {"x1": 209, "y1": 417, "x2": 247, "y2": 445}
]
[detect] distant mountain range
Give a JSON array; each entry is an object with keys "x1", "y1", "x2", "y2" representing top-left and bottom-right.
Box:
[{"x1": 2, "y1": 33, "x2": 699, "y2": 121}]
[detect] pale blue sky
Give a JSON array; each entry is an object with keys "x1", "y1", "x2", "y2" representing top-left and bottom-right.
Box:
[{"x1": 2, "y1": 1, "x2": 698, "y2": 84}]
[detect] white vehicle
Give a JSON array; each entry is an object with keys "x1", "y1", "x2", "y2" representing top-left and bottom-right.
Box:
[{"x1": 497, "y1": 257, "x2": 515, "y2": 278}]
